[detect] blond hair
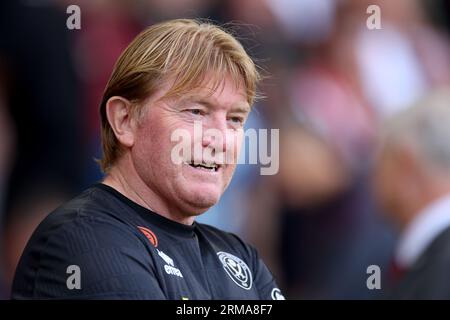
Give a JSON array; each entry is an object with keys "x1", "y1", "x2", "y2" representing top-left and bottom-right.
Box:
[{"x1": 98, "y1": 18, "x2": 260, "y2": 172}]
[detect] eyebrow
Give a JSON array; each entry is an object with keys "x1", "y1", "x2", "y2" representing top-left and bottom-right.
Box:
[
  {"x1": 230, "y1": 104, "x2": 251, "y2": 114},
  {"x1": 186, "y1": 97, "x2": 251, "y2": 114}
]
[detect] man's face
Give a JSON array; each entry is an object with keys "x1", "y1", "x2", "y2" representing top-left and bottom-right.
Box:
[
  {"x1": 131, "y1": 76, "x2": 250, "y2": 216},
  {"x1": 372, "y1": 144, "x2": 410, "y2": 226},
  {"x1": 373, "y1": 147, "x2": 399, "y2": 215}
]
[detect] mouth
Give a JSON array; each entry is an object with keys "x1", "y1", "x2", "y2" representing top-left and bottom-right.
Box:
[{"x1": 185, "y1": 161, "x2": 220, "y2": 172}]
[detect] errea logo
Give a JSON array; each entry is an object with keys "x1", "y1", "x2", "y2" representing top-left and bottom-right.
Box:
[{"x1": 157, "y1": 249, "x2": 183, "y2": 278}]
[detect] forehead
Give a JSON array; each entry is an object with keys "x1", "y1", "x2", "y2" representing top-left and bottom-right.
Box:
[{"x1": 162, "y1": 75, "x2": 250, "y2": 110}]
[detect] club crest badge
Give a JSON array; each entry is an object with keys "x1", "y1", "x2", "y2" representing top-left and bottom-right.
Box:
[{"x1": 217, "y1": 251, "x2": 253, "y2": 290}]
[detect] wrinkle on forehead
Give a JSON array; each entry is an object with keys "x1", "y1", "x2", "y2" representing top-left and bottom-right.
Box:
[
  {"x1": 158, "y1": 72, "x2": 251, "y2": 104},
  {"x1": 155, "y1": 74, "x2": 250, "y2": 110}
]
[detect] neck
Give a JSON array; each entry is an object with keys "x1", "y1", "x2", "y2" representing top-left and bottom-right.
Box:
[{"x1": 102, "y1": 156, "x2": 195, "y2": 226}]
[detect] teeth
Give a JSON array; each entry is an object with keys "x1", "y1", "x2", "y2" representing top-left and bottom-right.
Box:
[{"x1": 187, "y1": 162, "x2": 218, "y2": 171}]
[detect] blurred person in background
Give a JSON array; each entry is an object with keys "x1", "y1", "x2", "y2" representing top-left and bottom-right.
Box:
[
  {"x1": 374, "y1": 89, "x2": 450, "y2": 299},
  {"x1": 254, "y1": 0, "x2": 395, "y2": 299},
  {"x1": 352, "y1": 0, "x2": 450, "y2": 118},
  {"x1": 0, "y1": 0, "x2": 84, "y2": 296},
  {"x1": 246, "y1": 0, "x2": 450, "y2": 299},
  {"x1": 0, "y1": 66, "x2": 16, "y2": 298}
]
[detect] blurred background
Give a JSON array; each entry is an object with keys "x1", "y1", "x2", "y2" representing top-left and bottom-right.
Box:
[{"x1": 0, "y1": 0, "x2": 449, "y2": 299}]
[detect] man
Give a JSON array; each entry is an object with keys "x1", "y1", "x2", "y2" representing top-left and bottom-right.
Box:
[
  {"x1": 373, "y1": 89, "x2": 450, "y2": 299},
  {"x1": 12, "y1": 19, "x2": 284, "y2": 300}
]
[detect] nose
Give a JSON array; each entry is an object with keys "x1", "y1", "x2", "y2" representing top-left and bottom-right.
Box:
[{"x1": 202, "y1": 115, "x2": 229, "y2": 160}]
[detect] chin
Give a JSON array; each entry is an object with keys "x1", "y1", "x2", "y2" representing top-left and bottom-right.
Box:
[{"x1": 181, "y1": 185, "x2": 222, "y2": 213}]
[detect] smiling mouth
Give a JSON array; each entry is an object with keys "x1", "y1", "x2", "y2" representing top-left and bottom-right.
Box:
[{"x1": 186, "y1": 161, "x2": 220, "y2": 172}]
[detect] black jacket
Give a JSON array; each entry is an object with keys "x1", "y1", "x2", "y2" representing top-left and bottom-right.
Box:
[
  {"x1": 387, "y1": 226, "x2": 450, "y2": 299},
  {"x1": 12, "y1": 183, "x2": 283, "y2": 300}
]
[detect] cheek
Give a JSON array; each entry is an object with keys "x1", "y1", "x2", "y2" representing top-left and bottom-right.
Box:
[
  {"x1": 234, "y1": 131, "x2": 244, "y2": 152},
  {"x1": 225, "y1": 130, "x2": 243, "y2": 163},
  {"x1": 139, "y1": 114, "x2": 178, "y2": 151},
  {"x1": 132, "y1": 120, "x2": 175, "y2": 172},
  {"x1": 134, "y1": 128, "x2": 157, "y2": 161}
]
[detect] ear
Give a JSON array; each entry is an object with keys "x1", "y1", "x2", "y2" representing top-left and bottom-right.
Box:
[{"x1": 105, "y1": 96, "x2": 136, "y2": 148}]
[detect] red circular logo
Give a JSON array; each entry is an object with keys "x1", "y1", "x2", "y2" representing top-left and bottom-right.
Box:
[{"x1": 137, "y1": 226, "x2": 158, "y2": 247}]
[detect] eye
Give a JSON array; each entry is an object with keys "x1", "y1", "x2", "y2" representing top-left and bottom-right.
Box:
[
  {"x1": 190, "y1": 109, "x2": 201, "y2": 115},
  {"x1": 229, "y1": 116, "x2": 244, "y2": 124}
]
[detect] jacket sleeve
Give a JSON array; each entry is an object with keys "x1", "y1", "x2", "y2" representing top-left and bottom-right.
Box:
[{"x1": 251, "y1": 246, "x2": 286, "y2": 300}]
